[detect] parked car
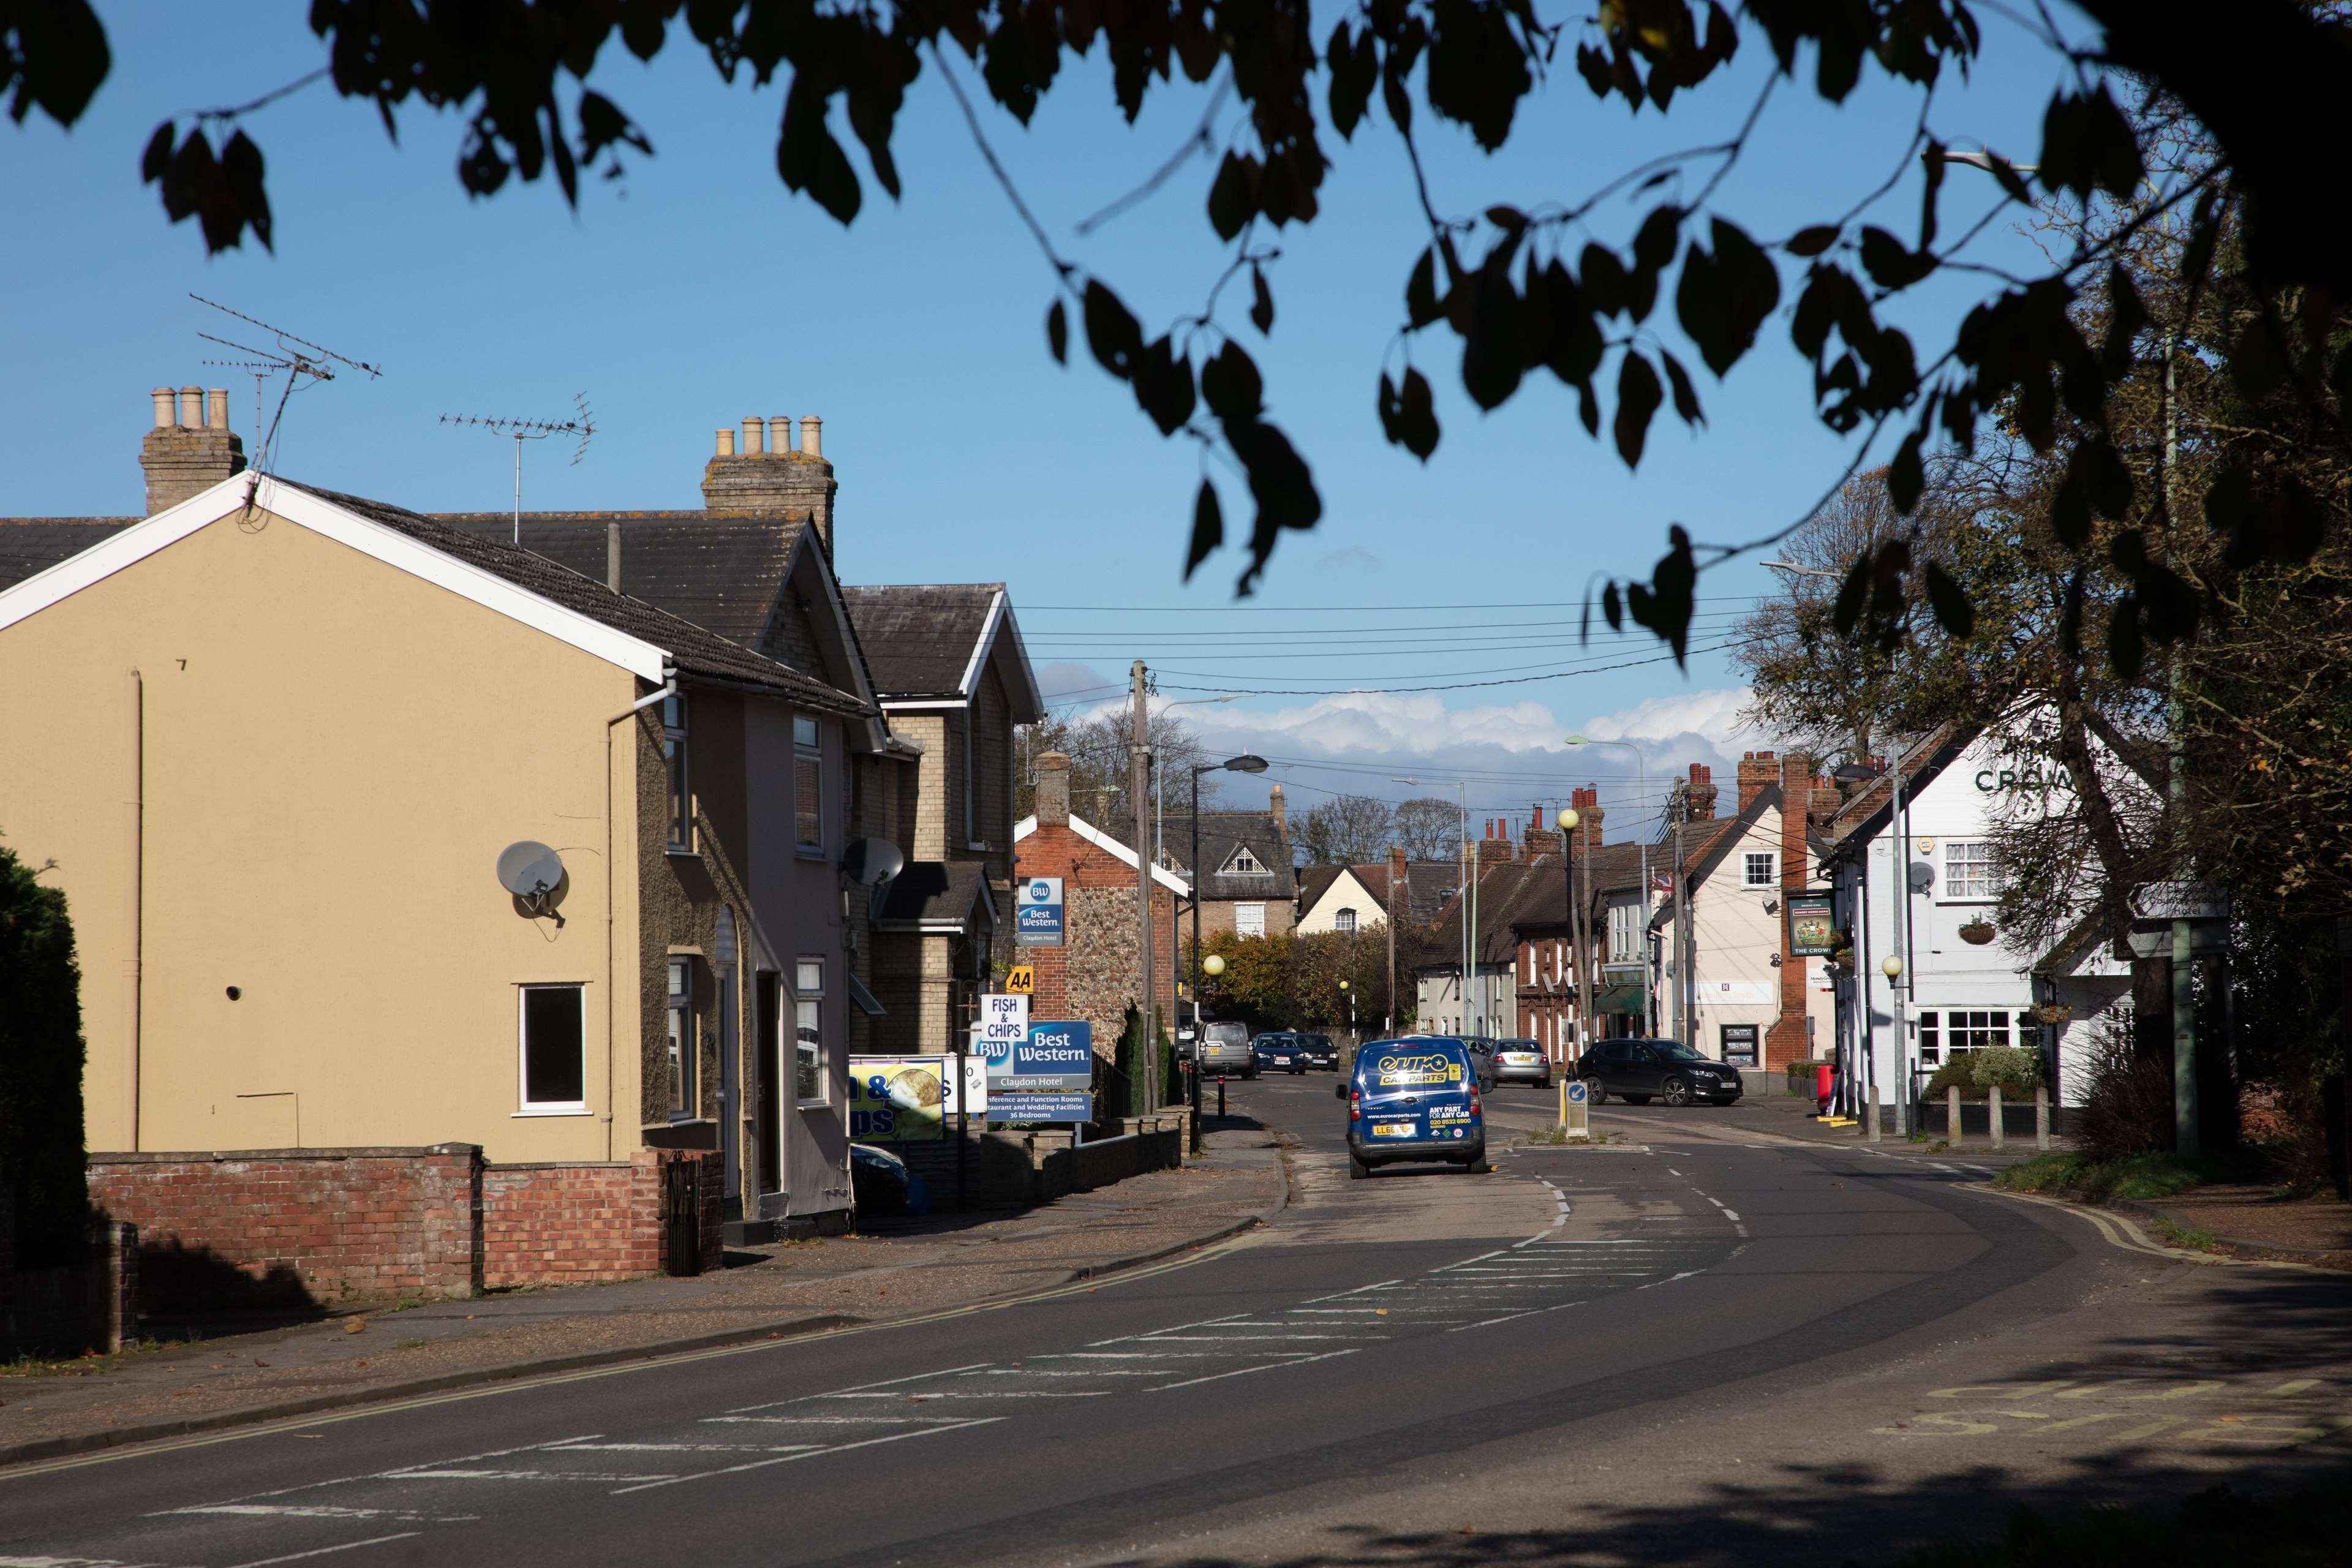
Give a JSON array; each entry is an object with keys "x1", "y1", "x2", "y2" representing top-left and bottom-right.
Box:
[
  {"x1": 1337, "y1": 1036, "x2": 1487, "y2": 1178},
  {"x1": 1196, "y1": 1019, "x2": 1256, "y2": 1079},
  {"x1": 1460, "y1": 1036, "x2": 1500, "y2": 1093},
  {"x1": 1491, "y1": 1038, "x2": 1550, "y2": 1087},
  {"x1": 1578, "y1": 1038, "x2": 1744, "y2": 1107},
  {"x1": 1296, "y1": 1033, "x2": 1340, "y2": 1071},
  {"x1": 1252, "y1": 1033, "x2": 1310, "y2": 1074}
]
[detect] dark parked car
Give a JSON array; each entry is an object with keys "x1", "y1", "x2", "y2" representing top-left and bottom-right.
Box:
[
  {"x1": 1296, "y1": 1033, "x2": 1340, "y2": 1070},
  {"x1": 1578, "y1": 1038, "x2": 1744, "y2": 1107},
  {"x1": 1252, "y1": 1033, "x2": 1310, "y2": 1074}
]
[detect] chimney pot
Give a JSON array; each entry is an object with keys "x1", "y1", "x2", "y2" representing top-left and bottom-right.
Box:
[
  {"x1": 800, "y1": 415, "x2": 822, "y2": 459},
  {"x1": 606, "y1": 520, "x2": 622, "y2": 593},
  {"x1": 741, "y1": 417, "x2": 763, "y2": 456},
  {"x1": 715, "y1": 428, "x2": 736, "y2": 457},
  {"x1": 151, "y1": 388, "x2": 175, "y2": 428},
  {"x1": 178, "y1": 386, "x2": 203, "y2": 428},
  {"x1": 768, "y1": 415, "x2": 791, "y2": 456},
  {"x1": 1036, "y1": 751, "x2": 1072, "y2": 826},
  {"x1": 206, "y1": 388, "x2": 228, "y2": 431},
  {"x1": 142, "y1": 384, "x2": 246, "y2": 514}
]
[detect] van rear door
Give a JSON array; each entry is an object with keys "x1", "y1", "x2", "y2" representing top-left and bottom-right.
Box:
[{"x1": 1355, "y1": 1041, "x2": 1468, "y2": 1147}]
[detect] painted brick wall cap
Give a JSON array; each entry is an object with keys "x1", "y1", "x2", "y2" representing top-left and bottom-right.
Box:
[{"x1": 88, "y1": 1146, "x2": 483, "y2": 1165}]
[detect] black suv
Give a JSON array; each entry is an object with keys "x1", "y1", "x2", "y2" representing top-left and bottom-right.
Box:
[
  {"x1": 1296, "y1": 1033, "x2": 1340, "y2": 1070},
  {"x1": 1578, "y1": 1038, "x2": 1744, "y2": 1107}
]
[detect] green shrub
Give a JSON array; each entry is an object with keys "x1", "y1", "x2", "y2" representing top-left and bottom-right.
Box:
[
  {"x1": 1994, "y1": 1151, "x2": 2206, "y2": 1202},
  {"x1": 1926, "y1": 1047, "x2": 2043, "y2": 1102},
  {"x1": 0, "y1": 840, "x2": 89, "y2": 1267}
]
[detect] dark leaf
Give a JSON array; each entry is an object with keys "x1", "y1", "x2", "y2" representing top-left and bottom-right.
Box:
[
  {"x1": 1785, "y1": 224, "x2": 1838, "y2": 257},
  {"x1": 2077, "y1": 437, "x2": 2133, "y2": 519},
  {"x1": 2202, "y1": 462, "x2": 2250, "y2": 534},
  {"x1": 1082, "y1": 279, "x2": 1144, "y2": 380},
  {"x1": 1889, "y1": 426, "x2": 1925, "y2": 513},
  {"x1": 777, "y1": 79, "x2": 862, "y2": 225},
  {"x1": 1328, "y1": 23, "x2": 1376, "y2": 140},
  {"x1": 1626, "y1": 525, "x2": 1697, "y2": 665},
  {"x1": 1858, "y1": 225, "x2": 1935, "y2": 289},
  {"x1": 1923, "y1": 560, "x2": 1974, "y2": 639},
  {"x1": 2106, "y1": 595, "x2": 2145, "y2": 680},
  {"x1": 1406, "y1": 247, "x2": 1443, "y2": 328},
  {"x1": 1538, "y1": 261, "x2": 1604, "y2": 385},
  {"x1": 1613, "y1": 350, "x2": 1663, "y2": 470},
  {"x1": 1133, "y1": 336, "x2": 1196, "y2": 435},
  {"x1": 1397, "y1": 367, "x2": 1439, "y2": 460},
  {"x1": 2038, "y1": 83, "x2": 2144, "y2": 203},
  {"x1": 1460, "y1": 263, "x2": 1523, "y2": 410},
  {"x1": 1207, "y1": 151, "x2": 1259, "y2": 242},
  {"x1": 1660, "y1": 349, "x2": 1703, "y2": 426},
  {"x1": 2180, "y1": 186, "x2": 2223, "y2": 293},
  {"x1": 1633, "y1": 204, "x2": 1683, "y2": 276},
  {"x1": 219, "y1": 130, "x2": 271, "y2": 251},
  {"x1": 1250, "y1": 266, "x2": 1275, "y2": 335},
  {"x1": 2230, "y1": 317, "x2": 2288, "y2": 401},
  {"x1": 1046, "y1": 297, "x2": 1068, "y2": 364},
  {"x1": 1601, "y1": 580, "x2": 1623, "y2": 631},
  {"x1": 1575, "y1": 43, "x2": 1614, "y2": 100},
  {"x1": 2101, "y1": 263, "x2": 2146, "y2": 377},
  {"x1": 1833, "y1": 554, "x2": 1870, "y2": 636},
  {"x1": 1918, "y1": 140, "x2": 1945, "y2": 252},
  {"x1": 1200, "y1": 341, "x2": 1265, "y2": 423},
  {"x1": 2051, "y1": 470, "x2": 2092, "y2": 547},
  {"x1": 9, "y1": 0, "x2": 109, "y2": 127},
  {"x1": 1581, "y1": 243, "x2": 1629, "y2": 318},
  {"x1": 1577, "y1": 379, "x2": 1600, "y2": 436},
  {"x1": 1231, "y1": 417, "x2": 1324, "y2": 594},
  {"x1": 1185, "y1": 479, "x2": 1224, "y2": 580},
  {"x1": 1679, "y1": 218, "x2": 1780, "y2": 376},
  {"x1": 140, "y1": 121, "x2": 173, "y2": 183},
  {"x1": 1425, "y1": 0, "x2": 1532, "y2": 150},
  {"x1": 1378, "y1": 371, "x2": 1403, "y2": 445}
]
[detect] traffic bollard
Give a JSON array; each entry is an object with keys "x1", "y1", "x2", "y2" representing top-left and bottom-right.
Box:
[
  {"x1": 1989, "y1": 1082, "x2": 2005, "y2": 1150},
  {"x1": 1867, "y1": 1082, "x2": 1881, "y2": 1141},
  {"x1": 1189, "y1": 1063, "x2": 1203, "y2": 1155},
  {"x1": 1948, "y1": 1084, "x2": 1962, "y2": 1144},
  {"x1": 2035, "y1": 1084, "x2": 2051, "y2": 1150},
  {"x1": 1218, "y1": 1076, "x2": 1226, "y2": 1120}
]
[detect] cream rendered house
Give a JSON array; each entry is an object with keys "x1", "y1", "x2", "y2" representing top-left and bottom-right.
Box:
[{"x1": 0, "y1": 472, "x2": 882, "y2": 1232}]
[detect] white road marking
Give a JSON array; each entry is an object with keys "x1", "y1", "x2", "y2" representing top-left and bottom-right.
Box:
[
  {"x1": 701, "y1": 1415, "x2": 979, "y2": 1426},
  {"x1": 161, "y1": 1507, "x2": 472, "y2": 1523},
  {"x1": 610, "y1": 1419, "x2": 1003, "y2": 1495},
  {"x1": 1149, "y1": 1349, "x2": 1362, "y2": 1391},
  {"x1": 227, "y1": 1536, "x2": 422, "y2": 1568},
  {"x1": 388, "y1": 1468, "x2": 677, "y2": 1482},
  {"x1": 731, "y1": 1365, "x2": 992, "y2": 1409}
]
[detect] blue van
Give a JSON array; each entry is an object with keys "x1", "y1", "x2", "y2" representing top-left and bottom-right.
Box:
[{"x1": 1336, "y1": 1036, "x2": 1487, "y2": 1178}]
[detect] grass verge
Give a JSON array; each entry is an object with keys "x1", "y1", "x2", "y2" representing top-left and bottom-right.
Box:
[
  {"x1": 1895, "y1": 1479, "x2": 2352, "y2": 1568},
  {"x1": 1994, "y1": 1152, "x2": 2207, "y2": 1202}
]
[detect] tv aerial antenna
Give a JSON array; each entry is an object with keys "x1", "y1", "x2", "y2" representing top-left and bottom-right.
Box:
[
  {"x1": 439, "y1": 395, "x2": 596, "y2": 545},
  {"x1": 189, "y1": 293, "x2": 383, "y2": 501}
]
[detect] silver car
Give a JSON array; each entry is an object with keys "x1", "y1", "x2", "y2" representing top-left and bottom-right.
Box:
[
  {"x1": 1195, "y1": 1019, "x2": 1256, "y2": 1079},
  {"x1": 1490, "y1": 1038, "x2": 1551, "y2": 1087}
]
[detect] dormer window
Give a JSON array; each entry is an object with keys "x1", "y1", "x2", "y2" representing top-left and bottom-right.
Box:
[{"x1": 1223, "y1": 845, "x2": 1271, "y2": 876}]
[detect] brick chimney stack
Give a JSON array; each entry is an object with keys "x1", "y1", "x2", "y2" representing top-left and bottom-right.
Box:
[
  {"x1": 1268, "y1": 783, "x2": 1286, "y2": 838},
  {"x1": 140, "y1": 385, "x2": 245, "y2": 514},
  {"x1": 1521, "y1": 802, "x2": 1562, "y2": 861},
  {"x1": 1684, "y1": 763, "x2": 1718, "y2": 820},
  {"x1": 1569, "y1": 784, "x2": 1605, "y2": 839},
  {"x1": 1737, "y1": 750, "x2": 1778, "y2": 814},
  {"x1": 1035, "y1": 752, "x2": 1071, "y2": 826},
  {"x1": 703, "y1": 411, "x2": 837, "y2": 561}
]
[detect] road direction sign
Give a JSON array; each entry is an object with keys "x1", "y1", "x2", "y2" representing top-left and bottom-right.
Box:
[{"x1": 1562, "y1": 1077, "x2": 1591, "y2": 1141}]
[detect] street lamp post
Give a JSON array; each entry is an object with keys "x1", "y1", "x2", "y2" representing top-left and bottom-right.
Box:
[
  {"x1": 1194, "y1": 951, "x2": 1226, "y2": 1152},
  {"x1": 1556, "y1": 807, "x2": 1580, "y2": 1072},
  {"x1": 1338, "y1": 978, "x2": 1355, "y2": 1041},
  {"x1": 1183, "y1": 754, "x2": 1268, "y2": 1126},
  {"x1": 1564, "y1": 736, "x2": 1653, "y2": 1038}
]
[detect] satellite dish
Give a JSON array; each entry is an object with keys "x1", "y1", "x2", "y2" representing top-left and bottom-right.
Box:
[
  {"x1": 842, "y1": 837, "x2": 905, "y2": 888},
  {"x1": 1908, "y1": 861, "x2": 1936, "y2": 892},
  {"x1": 498, "y1": 841, "x2": 566, "y2": 897}
]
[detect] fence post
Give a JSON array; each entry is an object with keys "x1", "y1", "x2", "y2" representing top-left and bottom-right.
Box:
[
  {"x1": 1989, "y1": 1083, "x2": 2006, "y2": 1151},
  {"x1": 1947, "y1": 1085, "x2": 1962, "y2": 1144},
  {"x1": 2035, "y1": 1085, "x2": 2051, "y2": 1151}
]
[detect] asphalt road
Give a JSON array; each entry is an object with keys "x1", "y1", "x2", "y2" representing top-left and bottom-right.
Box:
[{"x1": 5, "y1": 1076, "x2": 2345, "y2": 1568}]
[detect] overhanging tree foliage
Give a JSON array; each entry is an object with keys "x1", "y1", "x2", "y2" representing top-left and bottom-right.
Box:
[
  {"x1": 7, "y1": 1, "x2": 2351, "y2": 664},
  {"x1": 0, "y1": 840, "x2": 90, "y2": 1268}
]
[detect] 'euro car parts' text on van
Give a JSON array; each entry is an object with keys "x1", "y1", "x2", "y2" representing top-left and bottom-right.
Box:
[{"x1": 1338, "y1": 1036, "x2": 1487, "y2": 1178}]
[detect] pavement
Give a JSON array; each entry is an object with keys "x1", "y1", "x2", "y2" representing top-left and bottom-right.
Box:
[
  {"x1": 1, "y1": 1073, "x2": 2346, "y2": 1568},
  {"x1": 0, "y1": 1115, "x2": 1289, "y2": 1465}
]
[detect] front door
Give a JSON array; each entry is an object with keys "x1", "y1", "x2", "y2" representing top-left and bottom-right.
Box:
[{"x1": 755, "y1": 971, "x2": 781, "y2": 1197}]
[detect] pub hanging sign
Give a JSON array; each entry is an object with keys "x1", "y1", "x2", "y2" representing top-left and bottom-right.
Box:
[{"x1": 1787, "y1": 892, "x2": 1838, "y2": 958}]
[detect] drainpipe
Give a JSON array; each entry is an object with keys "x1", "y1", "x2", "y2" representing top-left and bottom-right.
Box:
[
  {"x1": 128, "y1": 667, "x2": 144, "y2": 1151},
  {"x1": 606, "y1": 669, "x2": 679, "y2": 1160}
]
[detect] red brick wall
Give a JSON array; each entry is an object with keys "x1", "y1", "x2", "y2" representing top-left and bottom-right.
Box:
[
  {"x1": 481, "y1": 1149, "x2": 722, "y2": 1287},
  {"x1": 87, "y1": 1147, "x2": 483, "y2": 1306},
  {"x1": 1015, "y1": 822, "x2": 1180, "y2": 1049}
]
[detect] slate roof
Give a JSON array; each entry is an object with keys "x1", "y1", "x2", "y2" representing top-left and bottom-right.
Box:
[
  {"x1": 839, "y1": 584, "x2": 1001, "y2": 698},
  {"x1": 1128, "y1": 810, "x2": 1297, "y2": 900},
  {"x1": 1422, "y1": 857, "x2": 1555, "y2": 967},
  {"x1": 286, "y1": 484, "x2": 873, "y2": 714},
  {"x1": 437, "y1": 512, "x2": 810, "y2": 649},
  {"x1": 0, "y1": 518, "x2": 136, "y2": 590},
  {"x1": 1502, "y1": 842, "x2": 1653, "y2": 932},
  {"x1": 873, "y1": 860, "x2": 996, "y2": 931}
]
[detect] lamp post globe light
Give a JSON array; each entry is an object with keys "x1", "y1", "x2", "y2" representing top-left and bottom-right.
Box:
[
  {"x1": 1882, "y1": 956, "x2": 1904, "y2": 979},
  {"x1": 1202, "y1": 952, "x2": 1226, "y2": 977},
  {"x1": 1555, "y1": 807, "x2": 1580, "y2": 1069}
]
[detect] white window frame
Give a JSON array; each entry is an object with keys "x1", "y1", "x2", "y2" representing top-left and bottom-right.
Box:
[
  {"x1": 1234, "y1": 902, "x2": 1267, "y2": 938},
  {"x1": 1943, "y1": 839, "x2": 1997, "y2": 901},
  {"x1": 1743, "y1": 851, "x2": 1776, "y2": 888},
  {"x1": 1334, "y1": 907, "x2": 1357, "y2": 934},
  {"x1": 793, "y1": 956, "x2": 829, "y2": 1107},
  {"x1": 1223, "y1": 845, "x2": 1271, "y2": 875},
  {"x1": 667, "y1": 958, "x2": 696, "y2": 1120},
  {"x1": 516, "y1": 984, "x2": 589, "y2": 1115},
  {"x1": 793, "y1": 715, "x2": 824, "y2": 858}
]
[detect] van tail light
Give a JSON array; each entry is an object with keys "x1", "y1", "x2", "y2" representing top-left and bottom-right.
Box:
[
  {"x1": 1349, "y1": 1088, "x2": 1362, "y2": 1122},
  {"x1": 1468, "y1": 1084, "x2": 1482, "y2": 1118}
]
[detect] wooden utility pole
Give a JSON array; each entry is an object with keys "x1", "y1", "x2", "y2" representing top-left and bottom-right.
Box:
[
  {"x1": 1129, "y1": 660, "x2": 1156, "y2": 1113},
  {"x1": 1575, "y1": 815, "x2": 1596, "y2": 1052},
  {"x1": 1672, "y1": 783, "x2": 1694, "y2": 1047},
  {"x1": 1385, "y1": 861, "x2": 1399, "y2": 1034}
]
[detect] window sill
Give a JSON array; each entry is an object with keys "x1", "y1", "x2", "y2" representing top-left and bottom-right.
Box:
[
  {"x1": 668, "y1": 1114, "x2": 714, "y2": 1127},
  {"x1": 795, "y1": 846, "x2": 826, "y2": 860},
  {"x1": 513, "y1": 1106, "x2": 592, "y2": 1118},
  {"x1": 795, "y1": 1099, "x2": 831, "y2": 1112},
  {"x1": 665, "y1": 846, "x2": 702, "y2": 860}
]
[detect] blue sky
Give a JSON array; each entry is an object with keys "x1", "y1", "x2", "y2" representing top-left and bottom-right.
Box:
[{"x1": 4, "y1": 3, "x2": 2084, "y2": 843}]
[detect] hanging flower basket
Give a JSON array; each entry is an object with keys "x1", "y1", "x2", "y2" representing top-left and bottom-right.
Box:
[
  {"x1": 2028, "y1": 1003, "x2": 2073, "y2": 1027},
  {"x1": 1958, "y1": 918, "x2": 1998, "y2": 946}
]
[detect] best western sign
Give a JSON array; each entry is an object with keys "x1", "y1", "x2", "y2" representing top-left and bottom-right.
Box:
[{"x1": 1014, "y1": 876, "x2": 1065, "y2": 947}]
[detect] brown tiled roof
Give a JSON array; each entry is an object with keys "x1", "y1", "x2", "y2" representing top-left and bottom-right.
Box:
[
  {"x1": 437, "y1": 512, "x2": 810, "y2": 650},
  {"x1": 0, "y1": 518, "x2": 136, "y2": 590},
  {"x1": 287, "y1": 484, "x2": 872, "y2": 714},
  {"x1": 840, "y1": 584, "x2": 1002, "y2": 698},
  {"x1": 1120, "y1": 809, "x2": 1297, "y2": 900}
]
